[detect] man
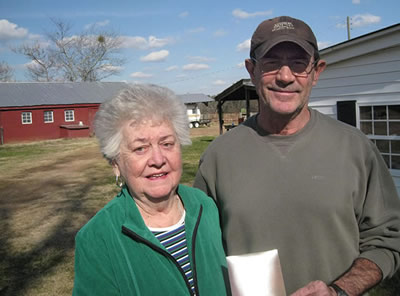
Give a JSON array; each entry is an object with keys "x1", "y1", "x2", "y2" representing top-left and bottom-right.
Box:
[{"x1": 194, "y1": 16, "x2": 400, "y2": 295}]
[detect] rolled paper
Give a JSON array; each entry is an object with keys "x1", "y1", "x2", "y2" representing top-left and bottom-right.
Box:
[{"x1": 227, "y1": 249, "x2": 286, "y2": 296}]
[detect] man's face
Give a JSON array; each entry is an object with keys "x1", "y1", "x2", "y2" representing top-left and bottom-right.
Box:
[{"x1": 246, "y1": 42, "x2": 325, "y2": 118}]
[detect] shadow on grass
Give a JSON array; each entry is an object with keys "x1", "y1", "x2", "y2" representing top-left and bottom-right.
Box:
[
  {"x1": 181, "y1": 163, "x2": 198, "y2": 185},
  {"x1": 369, "y1": 271, "x2": 400, "y2": 295},
  {"x1": 0, "y1": 151, "x2": 114, "y2": 296}
]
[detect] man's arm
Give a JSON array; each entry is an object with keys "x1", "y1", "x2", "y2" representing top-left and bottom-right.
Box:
[
  {"x1": 290, "y1": 258, "x2": 382, "y2": 296},
  {"x1": 331, "y1": 258, "x2": 382, "y2": 296}
]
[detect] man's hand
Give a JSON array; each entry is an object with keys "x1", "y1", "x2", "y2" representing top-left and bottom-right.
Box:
[
  {"x1": 290, "y1": 280, "x2": 336, "y2": 296},
  {"x1": 290, "y1": 258, "x2": 382, "y2": 296}
]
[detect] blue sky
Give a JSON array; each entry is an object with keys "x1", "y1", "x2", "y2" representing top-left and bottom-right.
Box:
[{"x1": 0, "y1": 0, "x2": 399, "y2": 96}]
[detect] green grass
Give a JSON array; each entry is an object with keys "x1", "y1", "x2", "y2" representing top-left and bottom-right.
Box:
[
  {"x1": 181, "y1": 136, "x2": 215, "y2": 184},
  {"x1": 0, "y1": 138, "x2": 76, "y2": 158}
]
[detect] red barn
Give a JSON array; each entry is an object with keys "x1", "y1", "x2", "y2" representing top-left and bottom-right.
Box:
[
  {"x1": 0, "y1": 82, "x2": 214, "y2": 144},
  {"x1": 0, "y1": 82, "x2": 127, "y2": 144}
]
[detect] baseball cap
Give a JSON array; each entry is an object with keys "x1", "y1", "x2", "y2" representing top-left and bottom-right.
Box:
[{"x1": 250, "y1": 16, "x2": 318, "y2": 59}]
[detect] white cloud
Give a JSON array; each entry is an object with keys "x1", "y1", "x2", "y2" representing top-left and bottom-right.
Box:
[
  {"x1": 187, "y1": 56, "x2": 215, "y2": 63},
  {"x1": 213, "y1": 80, "x2": 226, "y2": 86},
  {"x1": 130, "y1": 71, "x2": 153, "y2": 78},
  {"x1": 336, "y1": 13, "x2": 381, "y2": 29},
  {"x1": 232, "y1": 9, "x2": 272, "y2": 19},
  {"x1": 121, "y1": 36, "x2": 173, "y2": 49},
  {"x1": 21, "y1": 34, "x2": 51, "y2": 49},
  {"x1": 186, "y1": 27, "x2": 205, "y2": 34},
  {"x1": 237, "y1": 39, "x2": 250, "y2": 52},
  {"x1": 101, "y1": 65, "x2": 123, "y2": 72},
  {"x1": 165, "y1": 65, "x2": 179, "y2": 71},
  {"x1": 148, "y1": 36, "x2": 172, "y2": 48},
  {"x1": 140, "y1": 50, "x2": 169, "y2": 62},
  {"x1": 318, "y1": 41, "x2": 331, "y2": 50},
  {"x1": 84, "y1": 20, "x2": 110, "y2": 30},
  {"x1": 179, "y1": 11, "x2": 189, "y2": 18},
  {"x1": 351, "y1": 14, "x2": 381, "y2": 28},
  {"x1": 237, "y1": 62, "x2": 245, "y2": 68},
  {"x1": 182, "y1": 63, "x2": 210, "y2": 71},
  {"x1": 24, "y1": 60, "x2": 40, "y2": 69},
  {"x1": 28, "y1": 33, "x2": 43, "y2": 40},
  {"x1": 121, "y1": 36, "x2": 148, "y2": 49},
  {"x1": 95, "y1": 20, "x2": 110, "y2": 27},
  {"x1": 352, "y1": 0, "x2": 360, "y2": 4},
  {"x1": 0, "y1": 19, "x2": 28, "y2": 40},
  {"x1": 214, "y1": 29, "x2": 227, "y2": 37}
]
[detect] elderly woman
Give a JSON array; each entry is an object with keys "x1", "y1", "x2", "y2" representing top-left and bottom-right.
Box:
[{"x1": 72, "y1": 84, "x2": 229, "y2": 295}]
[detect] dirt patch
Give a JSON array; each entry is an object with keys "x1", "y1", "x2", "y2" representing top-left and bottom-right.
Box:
[
  {"x1": 0, "y1": 138, "x2": 117, "y2": 296},
  {"x1": 189, "y1": 123, "x2": 220, "y2": 138}
]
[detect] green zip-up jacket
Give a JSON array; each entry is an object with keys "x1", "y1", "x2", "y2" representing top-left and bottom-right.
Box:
[{"x1": 73, "y1": 185, "x2": 230, "y2": 296}]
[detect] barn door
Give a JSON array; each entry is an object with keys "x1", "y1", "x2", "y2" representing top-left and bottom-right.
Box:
[{"x1": 88, "y1": 108, "x2": 98, "y2": 134}]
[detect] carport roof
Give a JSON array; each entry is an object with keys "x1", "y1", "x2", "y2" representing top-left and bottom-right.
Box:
[{"x1": 214, "y1": 79, "x2": 258, "y2": 103}]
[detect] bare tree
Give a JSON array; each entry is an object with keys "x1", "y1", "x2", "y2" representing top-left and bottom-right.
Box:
[
  {"x1": 0, "y1": 61, "x2": 14, "y2": 82},
  {"x1": 14, "y1": 42, "x2": 59, "y2": 81},
  {"x1": 14, "y1": 19, "x2": 125, "y2": 82}
]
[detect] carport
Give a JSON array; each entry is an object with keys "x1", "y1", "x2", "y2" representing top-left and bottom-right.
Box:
[{"x1": 214, "y1": 79, "x2": 259, "y2": 134}]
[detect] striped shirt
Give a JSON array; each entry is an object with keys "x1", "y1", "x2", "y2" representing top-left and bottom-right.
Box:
[{"x1": 150, "y1": 211, "x2": 196, "y2": 295}]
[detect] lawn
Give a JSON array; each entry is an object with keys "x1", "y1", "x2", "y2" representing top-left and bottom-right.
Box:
[
  {"x1": 0, "y1": 136, "x2": 398, "y2": 295},
  {"x1": 0, "y1": 136, "x2": 213, "y2": 296}
]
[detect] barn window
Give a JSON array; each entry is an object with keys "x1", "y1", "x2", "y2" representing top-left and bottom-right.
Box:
[
  {"x1": 21, "y1": 112, "x2": 32, "y2": 124},
  {"x1": 360, "y1": 104, "x2": 400, "y2": 170},
  {"x1": 44, "y1": 111, "x2": 54, "y2": 123},
  {"x1": 64, "y1": 110, "x2": 74, "y2": 122}
]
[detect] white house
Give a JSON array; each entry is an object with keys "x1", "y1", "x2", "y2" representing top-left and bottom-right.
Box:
[{"x1": 309, "y1": 23, "x2": 400, "y2": 191}]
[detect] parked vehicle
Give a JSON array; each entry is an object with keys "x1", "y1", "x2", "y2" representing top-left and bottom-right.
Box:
[{"x1": 187, "y1": 106, "x2": 211, "y2": 128}]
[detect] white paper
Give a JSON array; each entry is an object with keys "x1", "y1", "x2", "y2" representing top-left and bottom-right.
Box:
[{"x1": 227, "y1": 249, "x2": 286, "y2": 296}]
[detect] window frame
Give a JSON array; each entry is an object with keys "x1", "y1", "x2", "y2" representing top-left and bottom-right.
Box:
[
  {"x1": 358, "y1": 103, "x2": 400, "y2": 171},
  {"x1": 21, "y1": 112, "x2": 32, "y2": 124},
  {"x1": 44, "y1": 110, "x2": 54, "y2": 123},
  {"x1": 64, "y1": 110, "x2": 75, "y2": 122}
]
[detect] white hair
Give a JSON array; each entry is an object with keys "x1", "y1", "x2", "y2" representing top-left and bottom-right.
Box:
[{"x1": 94, "y1": 84, "x2": 191, "y2": 162}]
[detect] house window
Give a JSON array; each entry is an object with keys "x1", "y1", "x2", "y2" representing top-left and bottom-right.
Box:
[
  {"x1": 360, "y1": 105, "x2": 400, "y2": 170},
  {"x1": 44, "y1": 111, "x2": 54, "y2": 123},
  {"x1": 21, "y1": 112, "x2": 32, "y2": 124},
  {"x1": 64, "y1": 110, "x2": 74, "y2": 122}
]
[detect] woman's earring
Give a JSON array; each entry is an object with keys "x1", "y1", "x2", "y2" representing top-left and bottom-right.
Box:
[{"x1": 115, "y1": 175, "x2": 124, "y2": 188}]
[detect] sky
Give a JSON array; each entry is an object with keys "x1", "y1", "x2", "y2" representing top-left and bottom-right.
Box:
[{"x1": 0, "y1": 0, "x2": 399, "y2": 96}]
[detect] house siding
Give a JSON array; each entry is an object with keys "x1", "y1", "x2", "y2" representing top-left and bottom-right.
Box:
[
  {"x1": 309, "y1": 24, "x2": 400, "y2": 193},
  {"x1": 310, "y1": 46, "x2": 400, "y2": 117}
]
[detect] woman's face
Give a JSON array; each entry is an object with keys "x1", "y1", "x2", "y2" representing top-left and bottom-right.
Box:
[{"x1": 113, "y1": 119, "x2": 182, "y2": 201}]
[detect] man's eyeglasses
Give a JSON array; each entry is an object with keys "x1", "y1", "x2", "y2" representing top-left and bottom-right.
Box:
[{"x1": 252, "y1": 58, "x2": 318, "y2": 78}]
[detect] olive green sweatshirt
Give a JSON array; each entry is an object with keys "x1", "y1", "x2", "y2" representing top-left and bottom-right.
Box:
[{"x1": 194, "y1": 109, "x2": 400, "y2": 294}]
